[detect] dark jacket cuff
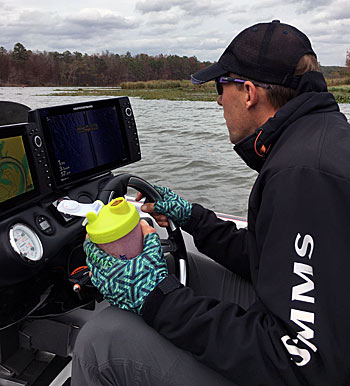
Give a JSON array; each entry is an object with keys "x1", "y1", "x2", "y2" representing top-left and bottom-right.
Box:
[
  {"x1": 182, "y1": 203, "x2": 205, "y2": 234},
  {"x1": 142, "y1": 274, "x2": 183, "y2": 325}
]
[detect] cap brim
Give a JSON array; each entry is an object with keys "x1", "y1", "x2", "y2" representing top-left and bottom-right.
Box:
[{"x1": 191, "y1": 63, "x2": 227, "y2": 84}]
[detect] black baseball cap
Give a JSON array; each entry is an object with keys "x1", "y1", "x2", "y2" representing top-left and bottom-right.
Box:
[{"x1": 191, "y1": 20, "x2": 316, "y2": 89}]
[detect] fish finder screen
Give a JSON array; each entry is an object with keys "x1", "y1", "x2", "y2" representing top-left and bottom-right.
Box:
[
  {"x1": 44, "y1": 106, "x2": 128, "y2": 185},
  {"x1": 0, "y1": 135, "x2": 34, "y2": 203}
]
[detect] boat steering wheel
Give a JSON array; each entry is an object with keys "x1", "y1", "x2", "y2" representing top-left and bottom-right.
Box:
[{"x1": 98, "y1": 173, "x2": 187, "y2": 285}]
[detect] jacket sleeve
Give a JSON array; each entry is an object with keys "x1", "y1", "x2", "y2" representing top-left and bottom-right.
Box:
[
  {"x1": 143, "y1": 167, "x2": 344, "y2": 386},
  {"x1": 183, "y1": 204, "x2": 252, "y2": 281},
  {"x1": 142, "y1": 282, "x2": 300, "y2": 386}
]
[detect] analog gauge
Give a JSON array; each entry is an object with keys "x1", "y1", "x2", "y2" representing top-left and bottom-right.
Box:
[{"x1": 9, "y1": 223, "x2": 43, "y2": 262}]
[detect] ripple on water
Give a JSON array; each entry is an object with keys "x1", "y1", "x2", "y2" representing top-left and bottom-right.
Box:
[{"x1": 1, "y1": 88, "x2": 349, "y2": 217}]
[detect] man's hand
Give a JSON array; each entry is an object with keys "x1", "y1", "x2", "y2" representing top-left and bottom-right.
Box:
[
  {"x1": 136, "y1": 185, "x2": 192, "y2": 228},
  {"x1": 84, "y1": 220, "x2": 168, "y2": 314}
]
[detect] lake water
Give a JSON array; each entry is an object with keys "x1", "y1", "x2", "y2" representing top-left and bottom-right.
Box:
[{"x1": 1, "y1": 87, "x2": 350, "y2": 218}]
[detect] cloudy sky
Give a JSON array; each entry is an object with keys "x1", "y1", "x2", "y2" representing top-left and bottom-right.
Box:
[{"x1": 0, "y1": 0, "x2": 349, "y2": 66}]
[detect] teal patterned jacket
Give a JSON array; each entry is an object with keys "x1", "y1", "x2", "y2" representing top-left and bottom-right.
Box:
[
  {"x1": 153, "y1": 185, "x2": 192, "y2": 227},
  {"x1": 84, "y1": 232, "x2": 168, "y2": 314}
]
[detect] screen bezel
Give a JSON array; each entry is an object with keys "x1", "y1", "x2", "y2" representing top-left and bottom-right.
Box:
[
  {"x1": 32, "y1": 99, "x2": 132, "y2": 189},
  {"x1": 0, "y1": 123, "x2": 40, "y2": 213}
]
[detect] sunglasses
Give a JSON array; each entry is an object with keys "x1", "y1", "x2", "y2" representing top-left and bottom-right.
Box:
[{"x1": 215, "y1": 76, "x2": 271, "y2": 95}]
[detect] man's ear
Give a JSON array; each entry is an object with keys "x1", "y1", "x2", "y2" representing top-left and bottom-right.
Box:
[{"x1": 244, "y1": 81, "x2": 259, "y2": 109}]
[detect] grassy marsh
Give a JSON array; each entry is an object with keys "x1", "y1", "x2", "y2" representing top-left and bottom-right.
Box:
[
  {"x1": 50, "y1": 80, "x2": 217, "y2": 101},
  {"x1": 48, "y1": 79, "x2": 350, "y2": 103},
  {"x1": 328, "y1": 85, "x2": 350, "y2": 103}
]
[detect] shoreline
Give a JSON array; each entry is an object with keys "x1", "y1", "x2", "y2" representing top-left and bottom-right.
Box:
[
  {"x1": 1, "y1": 82, "x2": 349, "y2": 103},
  {"x1": 47, "y1": 85, "x2": 350, "y2": 104}
]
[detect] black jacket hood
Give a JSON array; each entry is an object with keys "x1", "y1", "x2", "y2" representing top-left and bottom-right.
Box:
[{"x1": 234, "y1": 71, "x2": 339, "y2": 172}]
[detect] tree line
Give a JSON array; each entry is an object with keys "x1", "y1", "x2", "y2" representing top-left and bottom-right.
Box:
[
  {"x1": 0, "y1": 42, "x2": 212, "y2": 86},
  {"x1": 0, "y1": 42, "x2": 349, "y2": 87}
]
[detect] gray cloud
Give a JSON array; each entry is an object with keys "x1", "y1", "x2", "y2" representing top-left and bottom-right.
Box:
[
  {"x1": 0, "y1": 1, "x2": 12, "y2": 12},
  {"x1": 179, "y1": 1, "x2": 221, "y2": 16},
  {"x1": 301, "y1": 0, "x2": 334, "y2": 6},
  {"x1": 1, "y1": 6, "x2": 138, "y2": 52},
  {"x1": 135, "y1": 0, "x2": 183, "y2": 14},
  {"x1": 251, "y1": 0, "x2": 285, "y2": 11},
  {"x1": 135, "y1": 0, "x2": 221, "y2": 17},
  {"x1": 142, "y1": 24, "x2": 180, "y2": 37},
  {"x1": 311, "y1": 5, "x2": 350, "y2": 21},
  {"x1": 0, "y1": 0, "x2": 348, "y2": 65},
  {"x1": 291, "y1": 0, "x2": 335, "y2": 13},
  {"x1": 67, "y1": 9, "x2": 137, "y2": 29},
  {"x1": 142, "y1": 11, "x2": 181, "y2": 27}
]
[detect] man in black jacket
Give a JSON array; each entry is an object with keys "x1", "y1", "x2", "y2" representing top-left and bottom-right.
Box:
[{"x1": 73, "y1": 21, "x2": 350, "y2": 386}]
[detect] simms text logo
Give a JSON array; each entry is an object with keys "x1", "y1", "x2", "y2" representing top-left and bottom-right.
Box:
[
  {"x1": 91, "y1": 253, "x2": 113, "y2": 269},
  {"x1": 281, "y1": 233, "x2": 317, "y2": 367}
]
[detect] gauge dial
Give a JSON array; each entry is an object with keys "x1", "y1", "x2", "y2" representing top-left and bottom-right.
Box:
[{"x1": 9, "y1": 223, "x2": 43, "y2": 262}]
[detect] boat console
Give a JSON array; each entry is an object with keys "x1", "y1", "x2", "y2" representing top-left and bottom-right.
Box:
[
  {"x1": 0, "y1": 97, "x2": 189, "y2": 385},
  {"x1": 0, "y1": 98, "x2": 145, "y2": 385}
]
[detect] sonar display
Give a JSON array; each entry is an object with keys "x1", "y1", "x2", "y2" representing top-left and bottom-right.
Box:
[
  {"x1": 0, "y1": 136, "x2": 34, "y2": 203},
  {"x1": 45, "y1": 106, "x2": 127, "y2": 183}
]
